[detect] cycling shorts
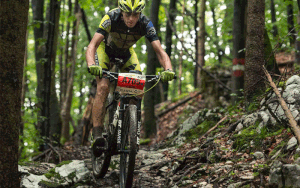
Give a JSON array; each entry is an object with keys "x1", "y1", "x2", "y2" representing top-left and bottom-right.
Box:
[{"x1": 96, "y1": 42, "x2": 141, "y2": 73}]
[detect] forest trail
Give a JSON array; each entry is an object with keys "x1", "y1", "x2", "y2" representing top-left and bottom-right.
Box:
[{"x1": 20, "y1": 75, "x2": 300, "y2": 187}]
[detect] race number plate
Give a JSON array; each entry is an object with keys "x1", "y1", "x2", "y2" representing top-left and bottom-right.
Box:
[{"x1": 116, "y1": 73, "x2": 146, "y2": 95}]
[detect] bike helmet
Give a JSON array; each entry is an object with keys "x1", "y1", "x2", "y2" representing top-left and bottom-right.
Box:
[{"x1": 118, "y1": 0, "x2": 146, "y2": 13}]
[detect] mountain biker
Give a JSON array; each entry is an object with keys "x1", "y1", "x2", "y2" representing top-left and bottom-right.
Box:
[{"x1": 86, "y1": 0, "x2": 175, "y2": 157}]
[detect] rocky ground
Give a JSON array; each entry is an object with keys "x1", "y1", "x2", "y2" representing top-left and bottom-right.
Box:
[{"x1": 20, "y1": 75, "x2": 300, "y2": 188}]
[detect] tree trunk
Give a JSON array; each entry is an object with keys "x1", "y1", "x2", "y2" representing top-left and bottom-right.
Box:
[
  {"x1": 287, "y1": 0, "x2": 296, "y2": 47},
  {"x1": 164, "y1": 0, "x2": 177, "y2": 100},
  {"x1": 61, "y1": 0, "x2": 81, "y2": 143},
  {"x1": 49, "y1": 0, "x2": 62, "y2": 146},
  {"x1": 20, "y1": 30, "x2": 29, "y2": 157},
  {"x1": 198, "y1": 0, "x2": 206, "y2": 89},
  {"x1": 0, "y1": 0, "x2": 29, "y2": 186},
  {"x1": 144, "y1": 0, "x2": 161, "y2": 138},
  {"x1": 245, "y1": 0, "x2": 265, "y2": 103},
  {"x1": 32, "y1": 0, "x2": 46, "y2": 137},
  {"x1": 210, "y1": 0, "x2": 223, "y2": 64},
  {"x1": 59, "y1": 0, "x2": 66, "y2": 105},
  {"x1": 61, "y1": 0, "x2": 72, "y2": 106},
  {"x1": 73, "y1": 7, "x2": 96, "y2": 146},
  {"x1": 40, "y1": 0, "x2": 60, "y2": 149},
  {"x1": 194, "y1": 0, "x2": 199, "y2": 88},
  {"x1": 264, "y1": 29, "x2": 280, "y2": 75},
  {"x1": 81, "y1": 8, "x2": 92, "y2": 42},
  {"x1": 74, "y1": 80, "x2": 97, "y2": 145},
  {"x1": 178, "y1": 0, "x2": 185, "y2": 95},
  {"x1": 231, "y1": 0, "x2": 247, "y2": 103},
  {"x1": 270, "y1": 0, "x2": 279, "y2": 37},
  {"x1": 296, "y1": 13, "x2": 300, "y2": 65}
]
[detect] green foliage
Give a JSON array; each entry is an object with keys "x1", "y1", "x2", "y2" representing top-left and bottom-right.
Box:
[
  {"x1": 233, "y1": 122, "x2": 284, "y2": 152},
  {"x1": 184, "y1": 120, "x2": 214, "y2": 141},
  {"x1": 67, "y1": 172, "x2": 76, "y2": 180},
  {"x1": 140, "y1": 138, "x2": 151, "y2": 145},
  {"x1": 269, "y1": 139, "x2": 287, "y2": 157},
  {"x1": 56, "y1": 160, "x2": 72, "y2": 167},
  {"x1": 109, "y1": 160, "x2": 119, "y2": 170},
  {"x1": 247, "y1": 101, "x2": 260, "y2": 112},
  {"x1": 171, "y1": 92, "x2": 190, "y2": 103},
  {"x1": 39, "y1": 180, "x2": 62, "y2": 187},
  {"x1": 44, "y1": 168, "x2": 61, "y2": 179}
]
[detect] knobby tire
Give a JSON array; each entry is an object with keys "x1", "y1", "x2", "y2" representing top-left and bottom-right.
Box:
[{"x1": 120, "y1": 105, "x2": 137, "y2": 188}]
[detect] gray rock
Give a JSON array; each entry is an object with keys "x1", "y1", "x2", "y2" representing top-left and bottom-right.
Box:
[
  {"x1": 223, "y1": 165, "x2": 233, "y2": 171},
  {"x1": 182, "y1": 180, "x2": 194, "y2": 185},
  {"x1": 205, "y1": 184, "x2": 214, "y2": 188},
  {"x1": 292, "y1": 110, "x2": 300, "y2": 121},
  {"x1": 256, "y1": 122, "x2": 265, "y2": 134},
  {"x1": 159, "y1": 166, "x2": 169, "y2": 173},
  {"x1": 258, "y1": 111, "x2": 270, "y2": 125},
  {"x1": 240, "y1": 175, "x2": 254, "y2": 180},
  {"x1": 253, "y1": 151, "x2": 265, "y2": 160},
  {"x1": 286, "y1": 75, "x2": 300, "y2": 86},
  {"x1": 243, "y1": 113, "x2": 258, "y2": 127},
  {"x1": 194, "y1": 181, "x2": 207, "y2": 187},
  {"x1": 20, "y1": 174, "x2": 48, "y2": 188},
  {"x1": 225, "y1": 161, "x2": 234, "y2": 165},
  {"x1": 269, "y1": 162, "x2": 300, "y2": 187},
  {"x1": 186, "y1": 147, "x2": 199, "y2": 156},
  {"x1": 287, "y1": 137, "x2": 298, "y2": 150},
  {"x1": 228, "y1": 182, "x2": 243, "y2": 188},
  {"x1": 55, "y1": 160, "x2": 90, "y2": 183},
  {"x1": 235, "y1": 123, "x2": 243, "y2": 131},
  {"x1": 171, "y1": 162, "x2": 180, "y2": 173}
]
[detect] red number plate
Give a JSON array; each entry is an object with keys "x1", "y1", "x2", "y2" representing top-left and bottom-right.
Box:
[{"x1": 116, "y1": 73, "x2": 146, "y2": 95}]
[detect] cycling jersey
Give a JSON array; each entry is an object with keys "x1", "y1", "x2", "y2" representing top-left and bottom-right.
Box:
[
  {"x1": 95, "y1": 8, "x2": 159, "y2": 73},
  {"x1": 97, "y1": 8, "x2": 159, "y2": 53}
]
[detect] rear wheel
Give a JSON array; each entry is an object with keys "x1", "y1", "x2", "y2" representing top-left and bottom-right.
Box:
[
  {"x1": 91, "y1": 149, "x2": 111, "y2": 178},
  {"x1": 119, "y1": 105, "x2": 137, "y2": 188}
]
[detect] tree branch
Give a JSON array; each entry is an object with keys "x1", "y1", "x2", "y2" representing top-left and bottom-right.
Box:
[{"x1": 263, "y1": 66, "x2": 300, "y2": 144}]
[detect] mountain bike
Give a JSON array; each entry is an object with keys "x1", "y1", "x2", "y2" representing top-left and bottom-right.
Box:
[{"x1": 91, "y1": 58, "x2": 163, "y2": 188}]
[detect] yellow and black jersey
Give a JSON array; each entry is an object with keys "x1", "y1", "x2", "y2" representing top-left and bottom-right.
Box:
[{"x1": 96, "y1": 8, "x2": 159, "y2": 53}]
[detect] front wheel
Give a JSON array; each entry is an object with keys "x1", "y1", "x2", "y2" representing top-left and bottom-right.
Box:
[{"x1": 119, "y1": 105, "x2": 137, "y2": 188}]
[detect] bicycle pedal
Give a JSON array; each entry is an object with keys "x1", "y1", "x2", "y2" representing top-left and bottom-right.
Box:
[{"x1": 102, "y1": 133, "x2": 108, "y2": 138}]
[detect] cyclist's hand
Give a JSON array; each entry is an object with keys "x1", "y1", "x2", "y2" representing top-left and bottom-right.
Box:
[
  {"x1": 88, "y1": 65, "x2": 103, "y2": 78},
  {"x1": 161, "y1": 69, "x2": 175, "y2": 82}
]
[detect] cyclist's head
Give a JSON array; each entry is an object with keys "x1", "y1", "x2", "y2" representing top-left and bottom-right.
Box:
[{"x1": 118, "y1": 0, "x2": 145, "y2": 13}]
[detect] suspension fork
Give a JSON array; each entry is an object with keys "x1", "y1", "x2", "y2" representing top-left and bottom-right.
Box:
[
  {"x1": 117, "y1": 97, "x2": 125, "y2": 151},
  {"x1": 136, "y1": 98, "x2": 142, "y2": 152}
]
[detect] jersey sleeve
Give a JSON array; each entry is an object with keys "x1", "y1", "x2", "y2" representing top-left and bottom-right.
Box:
[
  {"x1": 96, "y1": 14, "x2": 111, "y2": 36},
  {"x1": 145, "y1": 21, "x2": 159, "y2": 43}
]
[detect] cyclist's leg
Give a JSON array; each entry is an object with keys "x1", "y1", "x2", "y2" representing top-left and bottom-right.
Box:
[{"x1": 92, "y1": 43, "x2": 111, "y2": 156}]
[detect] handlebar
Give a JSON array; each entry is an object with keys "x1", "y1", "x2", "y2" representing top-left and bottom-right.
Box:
[{"x1": 102, "y1": 70, "x2": 176, "y2": 82}]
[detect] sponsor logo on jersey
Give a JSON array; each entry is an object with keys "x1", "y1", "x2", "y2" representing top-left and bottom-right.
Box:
[{"x1": 101, "y1": 19, "x2": 111, "y2": 30}]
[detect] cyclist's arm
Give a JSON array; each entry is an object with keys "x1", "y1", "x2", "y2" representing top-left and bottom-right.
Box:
[
  {"x1": 151, "y1": 40, "x2": 173, "y2": 70},
  {"x1": 86, "y1": 33, "x2": 105, "y2": 67}
]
